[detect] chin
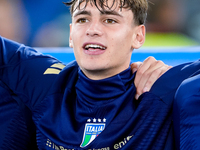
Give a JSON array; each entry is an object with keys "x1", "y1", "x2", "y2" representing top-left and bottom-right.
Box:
[
  {"x1": 81, "y1": 61, "x2": 106, "y2": 69},
  {"x1": 81, "y1": 64, "x2": 108, "y2": 72},
  {"x1": 83, "y1": 66, "x2": 106, "y2": 72}
]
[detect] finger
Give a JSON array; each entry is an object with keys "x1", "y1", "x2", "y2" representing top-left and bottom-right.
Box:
[
  {"x1": 135, "y1": 64, "x2": 160, "y2": 100},
  {"x1": 134, "y1": 57, "x2": 157, "y2": 91},
  {"x1": 135, "y1": 60, "x2": 165, "y2": 96},
  {"x1": 135, "y1": 64, "x2": 172, "y2": 100},
  {"x1": 134, "y1": 58, "x2": 170, "y2": 99},
  {"x1": 131, "y1": 62, "x2": 142, "y2": 73},
  {"x1": 142, "y1": 65, "x2": 172, "y2": 93}
]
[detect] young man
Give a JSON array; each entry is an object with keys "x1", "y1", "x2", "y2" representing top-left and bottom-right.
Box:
[{"x1": 0, "y1": 0, "x2": 199, "y2": 150}]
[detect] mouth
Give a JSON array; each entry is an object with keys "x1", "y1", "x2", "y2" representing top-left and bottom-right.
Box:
[{"x1": 84, "y1": 44, "x2": 107, "y2": 51}]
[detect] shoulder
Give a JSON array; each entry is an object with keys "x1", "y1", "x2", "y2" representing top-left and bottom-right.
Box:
[
  {"x1": 173, "y1": 72, "x2": 200, "y2": 119},
  {"x1": 176, "y1": 74, "x2": 200, "y2": 100},
  {"x1": 150, "y1": 60, "x2": 200, "y2": 104},
  {"x1": 175, "y1": 59, "x2": 200, "y2": 103},
  {"x1": 0, "y1": 36, "x2": 53, "y2": 65}
]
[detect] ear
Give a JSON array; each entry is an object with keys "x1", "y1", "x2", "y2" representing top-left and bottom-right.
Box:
[
  {"x1": 69, "y1": 24, "x2": 73, "y2": 48},
  {"x1": 131, "y1": 25, "x2": 145, "y2": 49}
]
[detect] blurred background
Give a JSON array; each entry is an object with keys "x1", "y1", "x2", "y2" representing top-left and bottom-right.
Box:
[{"x1": 0, "y1": 0, "x2": 200, "y2": 47}]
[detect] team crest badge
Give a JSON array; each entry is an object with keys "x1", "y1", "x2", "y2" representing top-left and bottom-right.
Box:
[{"x1": 80, "y1": 118, "x2": 106, "y2": 148}]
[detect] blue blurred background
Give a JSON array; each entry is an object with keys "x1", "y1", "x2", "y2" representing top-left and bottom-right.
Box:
[
  {"x1": 37, "y1": 47, "x2": 200, "y2": 66},
  {"x1": 0, "y1": 0, "x2": 200, "y2": 65}
]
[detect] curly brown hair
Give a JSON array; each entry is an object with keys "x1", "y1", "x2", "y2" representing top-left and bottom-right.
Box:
[{"x1": 63, "y1": 0, "x2": 148, "y2": 25}]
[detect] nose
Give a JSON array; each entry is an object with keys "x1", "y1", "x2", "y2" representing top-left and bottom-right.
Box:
[{"x1": 86, "y1": 20, "x2": 103, "y2": 37}]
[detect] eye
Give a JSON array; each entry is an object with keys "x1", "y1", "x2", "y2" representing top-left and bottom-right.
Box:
[
  {"x1": 104, "y1": 19, "x2": 117, "y2": 24},
  {"x1": 77, "y1": 18, "x2": 88, "y2": 23}
]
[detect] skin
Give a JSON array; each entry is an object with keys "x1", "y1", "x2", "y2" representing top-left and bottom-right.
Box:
[
  {"x1": 69, "y1": 0, "x2": 171, "y2": 99},
  {"x1": 69, "y1": 0, "x2": 145, "y2": 80},
  {"x1": 132, "y1": 57, "x2": 172, "y2": 99}
]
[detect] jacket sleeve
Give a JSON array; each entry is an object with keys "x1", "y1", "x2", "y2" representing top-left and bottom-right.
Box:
[
  {"x1": 0, "y1": 81, "x2": 38, "y2": 149},
  {"x1": 0, "y1": 36, "x2": 65, "y2": 110},
  {"x1": 173, "y1": 69, "x2": 200, "y2": 149}
]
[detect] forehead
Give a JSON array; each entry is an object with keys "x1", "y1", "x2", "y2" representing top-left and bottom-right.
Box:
[{"x1": 72, "y1": 0, "x2": 128, "y2": 14}]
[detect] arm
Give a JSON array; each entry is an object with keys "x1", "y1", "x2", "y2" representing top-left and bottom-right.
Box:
[
  {"x1": 131, "y1": 56, "x2": 172, "y2": 99},
  {"x1": 173, "y1": 74, "x2": 200, "y2": 149},
  {"x1": 0, "y1": 36, "x2": 62, "y2": 108},
  {"x1": 0, "y1": 81, "x2": 37, "y2": 149}
]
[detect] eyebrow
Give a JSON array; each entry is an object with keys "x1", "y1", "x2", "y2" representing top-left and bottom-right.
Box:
[
  {"x1": 73, "y1": 10, "x2": 123, "y2": 18},
  {"x1": 101, "y1": 10, "x2": 123, "y2": 17},
  {"x1": 73, "y1": 10, "x2": 91, "y2": 18}
]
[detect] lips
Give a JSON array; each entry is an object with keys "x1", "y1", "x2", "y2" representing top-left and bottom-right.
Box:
[
  {"x1": 83, "y1": 43, "x2": 107, "y2": 55},
  {"x1": 83, "y1": 43, "x2": 107, "y2": 50},
  {"x1": 84, "y1": 44, "x2": 106, "y2": 50}
]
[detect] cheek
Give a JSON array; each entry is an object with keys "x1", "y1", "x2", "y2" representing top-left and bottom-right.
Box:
[
  {"x1": 121, "y1": 32, "x2": 134, "y2": 49},
  {"x1": 71, "y1": 25, "x2": 83, "y2": 38},
  {"x1": 71, "y1": 31, "x2": 83, "y2": 48},
  {"x1": 112, "y1": 35, "x2": 127, "y2": 50}
]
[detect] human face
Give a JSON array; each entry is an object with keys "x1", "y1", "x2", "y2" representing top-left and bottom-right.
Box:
[{"x1": 69, "y1": 0, "x2": 145, "y2": 80}]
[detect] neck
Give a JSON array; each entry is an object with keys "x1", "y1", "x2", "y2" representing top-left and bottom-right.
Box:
[
  {"x1": 81, "y1": 66, "x2": 130, "y2": 80},
  {"x1": 75, "y1": 66, "x2": 134, "y2": 103}
]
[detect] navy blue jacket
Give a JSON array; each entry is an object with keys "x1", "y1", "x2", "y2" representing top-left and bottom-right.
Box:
[
  {"x1": 1, "y1": 36, "x2": 200, "y2": 149},
  {"x1": 173, "y1": 67, "x2": 200, "y2": 150}
]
